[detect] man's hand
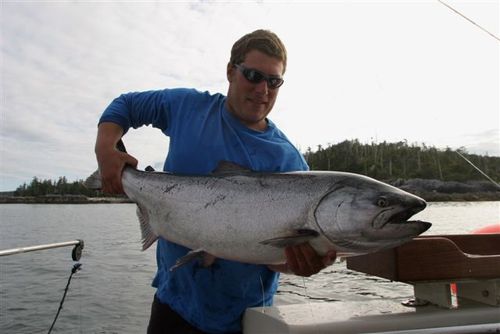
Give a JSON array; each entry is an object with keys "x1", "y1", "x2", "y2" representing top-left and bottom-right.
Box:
[
  {"x1": 97, "y1": 148, "x2": 138, "y2": 194},
  {"x1": 95, "y1": 122, "x2": 138, "y2": 194},
  {"x1": 268, "y1": 244, "x2": 337, "y2": 277}
]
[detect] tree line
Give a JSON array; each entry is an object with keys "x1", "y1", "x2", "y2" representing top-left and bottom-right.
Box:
[
  {"x1": 304, "y1": 140, "x2": 500, "y2": 182},
  {"x1": 13, "y1": 176, "x2": 103, "y2": 197},
  {"x1": 12, "y1": 140, "x2": 500, "y2": 197}
]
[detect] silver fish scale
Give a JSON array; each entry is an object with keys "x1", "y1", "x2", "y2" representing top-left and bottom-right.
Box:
[{"x1": 121, "y1": 167, "x2": 430, "y2": 265}]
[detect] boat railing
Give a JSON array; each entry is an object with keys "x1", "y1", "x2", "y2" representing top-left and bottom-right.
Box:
[{"x1": 0, "y1": 239, "x2": 84, "y2": 261}]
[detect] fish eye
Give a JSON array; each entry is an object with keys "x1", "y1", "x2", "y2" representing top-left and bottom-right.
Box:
[{"x1": 377, "y1": 197, "x2": 389, "y2": 208}]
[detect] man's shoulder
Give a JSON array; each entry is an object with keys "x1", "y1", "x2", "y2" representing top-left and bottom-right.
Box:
[
  {"x1": 166, "y1": 88, "x2": 225, "y2": 102},
  {"x1": 266, "y1": 119, "x2": 292, "y2": 140}
]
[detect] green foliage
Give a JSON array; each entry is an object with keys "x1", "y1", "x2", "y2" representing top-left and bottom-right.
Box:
[
  {"x1": 304, "y1": 140, "x2": 500, "y2": 182},
  {"x1": 14, "y1": 176, "x2": 103, "y2": 197}
]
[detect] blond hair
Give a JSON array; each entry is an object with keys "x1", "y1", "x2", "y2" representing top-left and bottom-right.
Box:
[{"x1": 229, "y1": 29, "x2": 287, "y2": 74}]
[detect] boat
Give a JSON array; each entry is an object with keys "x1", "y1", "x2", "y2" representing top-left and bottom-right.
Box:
[
  {"x1": 2, "y1": 235, "x2": 499, "y2": 333},
  {"x1": 243, "y1": 234, "x2": 500, "y2": 333}
]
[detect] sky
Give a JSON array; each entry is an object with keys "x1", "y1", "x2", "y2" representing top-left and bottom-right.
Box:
[{"x1": 1, "y1": 0, "x2": 499, "y2": 191}]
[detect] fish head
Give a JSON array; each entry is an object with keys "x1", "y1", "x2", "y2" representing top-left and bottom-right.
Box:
[{"x1": 314, "y1": 173, "x2": 431, "y2": 254}]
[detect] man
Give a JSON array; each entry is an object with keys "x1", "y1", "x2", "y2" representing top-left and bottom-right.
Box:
[{"x1": 94, "y1": 29, "x2": 336, "y2": 334}]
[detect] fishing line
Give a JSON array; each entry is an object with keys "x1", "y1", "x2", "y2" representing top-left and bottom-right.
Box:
[
  {"x1": 456, "y1": 151, "x2": 500, "y2": 188},
  {"x1": 302, "y1": 276, "x2": 318, "y2": 326},
  {"x1": 47, "y1": 263, "x2": 82, "y2": 334},
  {"x1": 437, "y1": 0, "x2": 500, "y2": 42},
  {"x1": 78, "y1": 271, "x2": 83, "y2": 334},
  {"x1": 301, "y1": 276, "x2": 309, "y2": 300},
  {"x1": 302, "y1": 276, "x2": 311, "y2": 314},
  {"x1": 259, "y1": 275, "x2": 266, "y2": 312}
]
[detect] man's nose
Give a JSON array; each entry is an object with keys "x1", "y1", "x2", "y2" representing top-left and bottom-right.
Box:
[{"x1": 254, "y1": 79, "x2": 269, "y2": 95}]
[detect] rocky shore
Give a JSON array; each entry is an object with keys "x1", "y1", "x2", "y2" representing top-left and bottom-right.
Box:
[
  {"x1": 388, "y1": 179, "x2": 500, "y2": 202},
  {"x1": 0, "y1": 194, "x2": 132, "y2": 204}
]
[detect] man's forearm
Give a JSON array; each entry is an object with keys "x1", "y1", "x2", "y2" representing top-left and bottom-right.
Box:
[{"x1": 95, "y1": 122, "x2": 124, "y2": 157}]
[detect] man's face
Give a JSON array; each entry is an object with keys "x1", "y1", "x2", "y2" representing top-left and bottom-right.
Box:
[{"x1": 226, "y1": 49, "x2": 284, "y2": 132}]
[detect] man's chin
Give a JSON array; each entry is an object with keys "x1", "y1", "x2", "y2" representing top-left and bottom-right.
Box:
[
  {"x1": 247, "y1": 106, "x2": 269, "y2": 118},
  {"x1": 240, "y1": 115, "x2": 268, "y2": 131}
]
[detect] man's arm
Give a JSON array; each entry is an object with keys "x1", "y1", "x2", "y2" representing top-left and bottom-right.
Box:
[
  {"x1": 268, "y1": 243, "x2": 337, "y2": 277},
  {"x1": 95, "y1": 122, "x2": 138, "y2": 194}
]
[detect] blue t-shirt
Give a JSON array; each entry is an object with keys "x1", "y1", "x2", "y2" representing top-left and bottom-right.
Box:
[{"x1": 100, "y1": 88, "x2": 308, "y2": 333}]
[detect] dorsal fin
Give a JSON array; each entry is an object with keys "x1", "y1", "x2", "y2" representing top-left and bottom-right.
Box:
[{"x1": 212, "y1": 161, "x2": 252, "y2": 175}]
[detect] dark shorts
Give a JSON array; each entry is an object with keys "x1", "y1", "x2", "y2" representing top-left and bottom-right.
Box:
[{"x1": 147, "y1": 295, "x2": 206, "y2": 334}]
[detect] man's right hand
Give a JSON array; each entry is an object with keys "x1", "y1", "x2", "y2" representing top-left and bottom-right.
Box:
[{"x1": 95, "y1": 122, "x2": 138, "y2": 194}]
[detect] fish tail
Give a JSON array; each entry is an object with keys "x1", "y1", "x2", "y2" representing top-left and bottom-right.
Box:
[
  {"x1": 83, "y1": 170, "x2": 102, "y2": 190},
  {"x1": 137, "y1": 204, "x2": 157, "y2": 250},
  {"x1": 83, "y1": 139, "x2": 128, "y2": 190}
]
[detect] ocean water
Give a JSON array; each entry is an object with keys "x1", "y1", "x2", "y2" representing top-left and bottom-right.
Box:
[{"x1": 0, "y1": 202, "x2": 498, "y2": 333}]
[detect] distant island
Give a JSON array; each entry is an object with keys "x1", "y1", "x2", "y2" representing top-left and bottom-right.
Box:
[
  {"x1": 1, "y1": 140, "x2": 499, "y2": 203},
  {"x1": 0, "y1": 194, "x2": 132, "y2": 204},
  {"x1": 303, "y1": 140, "x2": 500, "y2": 201}
]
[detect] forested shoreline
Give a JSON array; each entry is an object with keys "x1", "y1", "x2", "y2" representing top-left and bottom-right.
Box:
[
  {"x1": 302, "y1": 140, "x2": 500, "y2": 201},
  {"x1": 304, "y1": 140, "x2": 499, "y2": 182},
  {"x1": 1, "y1": 140, "x2": 499, "y2": 203}
]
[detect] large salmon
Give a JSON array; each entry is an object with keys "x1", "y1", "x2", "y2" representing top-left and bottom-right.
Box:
[{"x1": 85, "y1": 161, "x2": 431, "y2": 269}]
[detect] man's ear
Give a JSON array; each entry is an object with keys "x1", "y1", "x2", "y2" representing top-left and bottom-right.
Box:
[{"x1": 227, "y1": 63, "x2": 234, "y2": 82}]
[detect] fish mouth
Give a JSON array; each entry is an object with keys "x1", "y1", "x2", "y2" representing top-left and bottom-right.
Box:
[
  {"x1": 374, "y1": 207, "x2": 431, "y2": 231},
  {"x1": 388, "y1": 208, "x2": 419, "y2": 224}
]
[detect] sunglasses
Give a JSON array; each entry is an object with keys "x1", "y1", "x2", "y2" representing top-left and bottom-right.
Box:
[{"x1": 233, "y1": 64, "x2": 284, "y2": 89}]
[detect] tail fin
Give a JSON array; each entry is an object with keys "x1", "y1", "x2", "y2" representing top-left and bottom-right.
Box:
[
  {"x1": 84, "y1": 139, "x2": 127, "y2": 190},
  {"x1": 116, "y1": 138, "x2": 127, "y2": 153},
  {"x1": 84, "y1": 170, "x2": 102, "y2": 190}
]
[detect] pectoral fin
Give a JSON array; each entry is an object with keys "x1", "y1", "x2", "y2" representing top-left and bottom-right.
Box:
[
  {"x1": 260, "y1": 229, "x2": 320, "y2": 248},
  {"x1": 169, "y1": 249, "x2": 216, "y2": 272}
]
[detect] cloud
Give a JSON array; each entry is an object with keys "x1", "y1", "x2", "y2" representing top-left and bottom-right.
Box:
[
  {"x1": 1, "y1": 1, "x2": 498, "y2": 191},
  {"x1": 460, "y1": 129, "x2": 500, "y2": 156}
]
